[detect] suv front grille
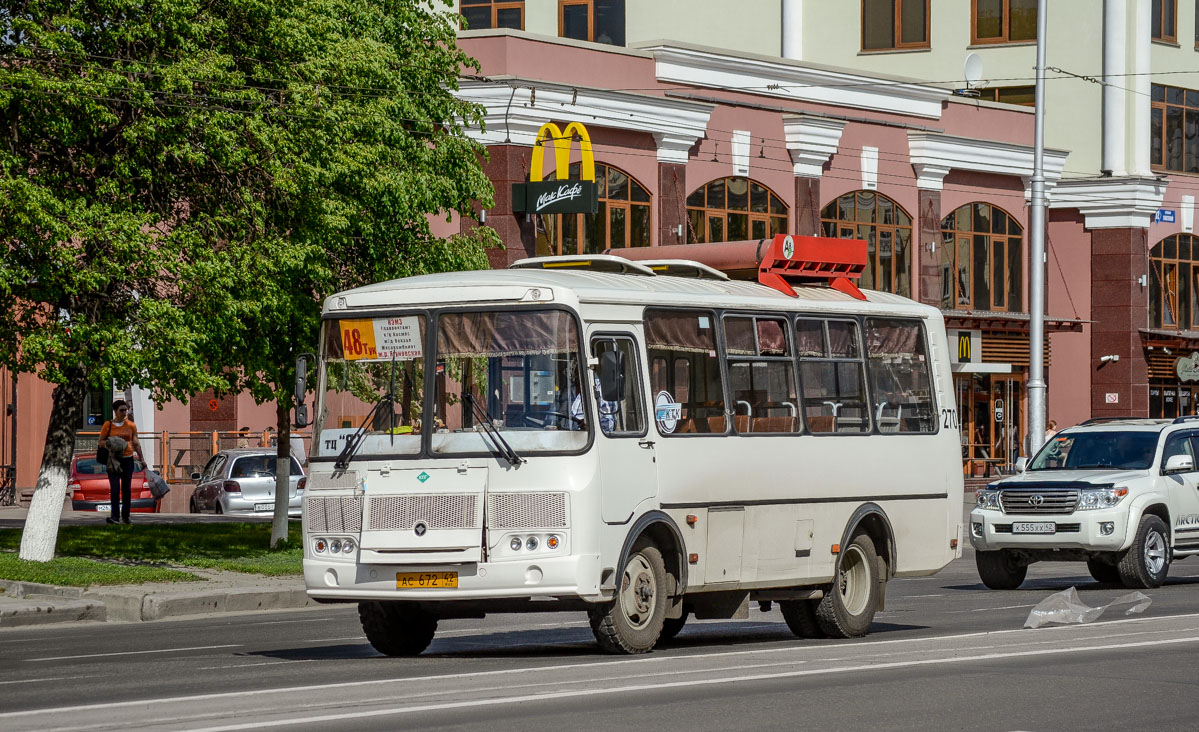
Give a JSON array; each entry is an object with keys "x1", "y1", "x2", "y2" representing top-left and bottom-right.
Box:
[{"x1": 1000, "y1": 489, "x2": 1079, "y2": 515}]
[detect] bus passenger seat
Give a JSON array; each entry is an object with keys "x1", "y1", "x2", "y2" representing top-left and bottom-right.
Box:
[
  {"x1": 733, "y1": 415, "x2": 750, "y2": 433},
  {"x1": 808, "y1": 415, "x2": 835, "y2": 433}
]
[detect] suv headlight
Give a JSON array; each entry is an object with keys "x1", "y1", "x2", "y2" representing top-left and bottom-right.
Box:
[
  {"x1": 1077, "y1": 486, "x2": 1129, "y2": 510},
  {"x1": 975, "y1": 488, "x2": 1001, "y2": 511}
]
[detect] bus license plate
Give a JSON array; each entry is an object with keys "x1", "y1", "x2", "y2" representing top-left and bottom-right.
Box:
[
  {"x1": 396, "y1": 572, "x2": 458, "y2": 589},
  {"x1": 1012, "y1": 522, "x2": 1055, "y2": 534}
]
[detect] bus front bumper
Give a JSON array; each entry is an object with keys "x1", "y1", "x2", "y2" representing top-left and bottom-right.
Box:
[{"x1": 304, "y1": 553, "x2": 604, "y2": 602}]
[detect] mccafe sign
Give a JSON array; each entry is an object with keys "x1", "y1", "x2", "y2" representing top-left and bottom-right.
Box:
[
  {"x1": 1177, "y1": 352, "x2": 1199, "y2": 382},
  {"x1": 511, "y1": 121, "x2": 599, "y2": 215}
]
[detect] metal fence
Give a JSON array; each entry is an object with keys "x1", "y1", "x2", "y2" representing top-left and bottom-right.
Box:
[{"x1": 74, "y1": 430, "x2": 312, "y2": 483}]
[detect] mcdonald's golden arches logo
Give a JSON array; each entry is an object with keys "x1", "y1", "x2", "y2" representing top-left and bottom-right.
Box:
[
  {"x1": 512, "y1": 121, "x2": 600, "y2": 215},
  {"x1": 958, "y1": 333, "x2": 971, "y2": 362}
]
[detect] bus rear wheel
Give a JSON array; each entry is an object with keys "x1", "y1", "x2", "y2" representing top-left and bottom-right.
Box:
[
  {"x1": 815, "y1": 531, "x2": 881, "y2": 639},
  {"x1": 589, "y1": 537, "x2": 667, "y2": 654},
  {"x1": 358, "y1": 601, "x2": 438, "y2": 656}
]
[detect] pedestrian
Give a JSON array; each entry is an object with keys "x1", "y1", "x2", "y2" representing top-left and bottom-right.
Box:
[
  {"x1": 1045, "y1": 419, "x2": 1059, "y2": 441},
  {"x1": 236, "y1": 426, "x2": 250, "y2": 449},
  {"x1": 261, "y1": 426, "x2": 277, "y2": 448},
  {"x1": 99, "y1": 399, "x2": 146, "y2": 525}
]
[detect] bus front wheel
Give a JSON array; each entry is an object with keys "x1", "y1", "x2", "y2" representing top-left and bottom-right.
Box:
[
  {"x1": 815, "y1": 531, "x2": 881, "y2": 638},
  {"x1": 589, "y1": 537, "x2": 667, "y2": 654},
  {"x1": 358, "y1": 601, "x2": 438, "y2": 656}
]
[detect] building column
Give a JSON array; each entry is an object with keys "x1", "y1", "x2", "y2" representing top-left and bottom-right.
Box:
[
  {"x1": 469, "y1": 145, "x2": 538, "y2": 268},
  {"x1": 781, "y1": 0, "x2": 803, "y2": 60},
  {"x1": 783, "y1": 115, "x2": 845, "y2": 237},
  {"x1": 654, "y1": 133, "x2": 695, "y2": 246},
  {"x1": 917, "y1": 188, "x2": 942, "y2": 309},
  {"x1": 1090, "y1": 226, "x2": 1150, "y2": 417}
]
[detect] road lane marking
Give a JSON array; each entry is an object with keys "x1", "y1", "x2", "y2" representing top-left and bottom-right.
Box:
[
  {"x1": 6, "y1": 613, "x2": 1199, "y2": 720},
  {"x1": 196, "y1": 660, "x2": 317, "y2": 671},
  {"x1": 177, "y1": 635, "x2": 1199, "y2": 732},
  {"x1": 0, "y1": 674, "x2": 103, "y2": 686},
  {"x1": 25, "y1": 644, "x2": 240, "y2": 662}
]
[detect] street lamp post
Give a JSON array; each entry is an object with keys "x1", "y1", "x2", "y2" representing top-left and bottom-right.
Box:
[{"x1": 1027, "y1": 0, "x2": 1049, "y2": 457}]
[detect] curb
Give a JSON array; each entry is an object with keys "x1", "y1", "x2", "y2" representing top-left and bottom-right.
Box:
[{"x1": 0, "y1": 579, "x2": 315, "y2": 627}]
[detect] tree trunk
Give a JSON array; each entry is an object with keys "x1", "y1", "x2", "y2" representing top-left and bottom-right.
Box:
[
  {"x1": 19, "y1": 372, "x2": 87, "y2": 562},
  {"x1": 270, "y1": 401, "x2": 292, "y2": 549}
]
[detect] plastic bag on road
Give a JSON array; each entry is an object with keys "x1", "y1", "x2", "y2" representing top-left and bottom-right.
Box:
[{"x1": 1024, "y1": 586, "x2": 1151, "y2": 629}]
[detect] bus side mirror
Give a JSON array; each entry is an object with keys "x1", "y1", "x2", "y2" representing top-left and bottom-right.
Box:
[
  {"x1": 294, "y1": 353, "x2": 314, "y2": 428},
  {"x1": 598, "y1": 350, "x2": 625, "y2": 402}
]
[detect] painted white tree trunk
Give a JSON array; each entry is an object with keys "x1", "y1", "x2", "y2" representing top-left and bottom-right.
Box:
[
  {"x1": 18, "y1": 463, "x2": 69, "y2": 561},
  {"x1": 271, "y1": 402, "x2": 292, "y2": 548},
  {"x1": 19, "y1": 376, "x2": 86, "y2": 562}
]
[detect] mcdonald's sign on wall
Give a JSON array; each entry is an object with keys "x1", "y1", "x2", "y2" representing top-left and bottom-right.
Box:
[
  {"x1": 512, "y1": 121, "x2": 599, "y2": 215},
  {"x1": 949, "y1": 329, "x2": 981, "y2": 364}
]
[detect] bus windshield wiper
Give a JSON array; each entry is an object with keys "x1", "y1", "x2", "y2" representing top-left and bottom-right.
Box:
[
  {"x1": 335, "y1": 357, "x2": 396, "y2": 470},
  {"x1": 464, "y1": 392, "x2": 523, "y2": 467}
]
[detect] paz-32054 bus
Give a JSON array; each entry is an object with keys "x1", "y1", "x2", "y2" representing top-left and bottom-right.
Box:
[{"x1": 297, "y1": 236, "x2": 964, "y2": 655}]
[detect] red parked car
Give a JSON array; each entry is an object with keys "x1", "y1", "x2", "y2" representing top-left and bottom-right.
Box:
[{"x1": 69, "y1": 455, "x2": 161, "y2": 513}]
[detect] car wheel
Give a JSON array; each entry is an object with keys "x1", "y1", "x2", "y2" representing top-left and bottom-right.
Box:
[
  {"x1": 815, "y1": 531, "x2": 882, "y2": 638},
  {"x1": 975, "y1": 549, "x2": 1027, "y2": 590},
  {"x1": 1118, "y1": 515, "x2": 1171, "y2": 589},
  {"x1": 1086, "y1": 556, "x2": 1121, "y2": 584},
  {"x1": 214, "y1": 502, "x2": 223, "y2": 515}
]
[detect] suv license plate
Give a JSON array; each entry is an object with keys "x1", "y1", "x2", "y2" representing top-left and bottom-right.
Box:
[{"x1": 1012, "y1": 522, "x2": 1056, "y2": 534}]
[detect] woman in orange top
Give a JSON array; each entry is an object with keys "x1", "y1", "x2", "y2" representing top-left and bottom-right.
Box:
[{"x1": 99, "y1": 399, "x2": 146, "y2": 525}]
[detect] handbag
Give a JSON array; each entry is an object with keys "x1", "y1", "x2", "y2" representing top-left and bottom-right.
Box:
[{"x1": 96, "y1": 444, "x2": 109, "y2": 465}]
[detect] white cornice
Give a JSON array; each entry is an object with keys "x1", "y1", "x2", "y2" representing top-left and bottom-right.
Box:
[
  {"x1": 782, "y1": 115, "x2": 846, "y2": 178},
  {"x1": 455, "y1": 79, "x2": 713, "y2": 164},
  {"x1": 1049, "y1": 176, "x2": 1167, "y2": 229},
  {"x1": 907, "y1": 132, "x2": 1069, "y2": 192},
  {"x1": 648, "y1": 45, "x2": 950, "y2": 120}
]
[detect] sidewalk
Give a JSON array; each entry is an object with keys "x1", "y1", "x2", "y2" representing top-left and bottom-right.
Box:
[{"x1": 0, "y1": 506, "x2": 315, "y2": 628}]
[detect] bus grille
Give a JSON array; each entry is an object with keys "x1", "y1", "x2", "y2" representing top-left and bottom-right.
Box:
[
  {"x1": 306, "y1": 496, "x2": 363, "y2": 533},
  {"x1": 487, "y1": 493, "x2": 568, "y2": 529},
  {"x1": 307, "y1": 471, "x2": 360, "y2": 491},
  {"x1": 999, "y1": 489, "x2": 1079, "y2": 515},
  {"x1": 368, "y1": 494, "x2": 479, "y2": 531}
]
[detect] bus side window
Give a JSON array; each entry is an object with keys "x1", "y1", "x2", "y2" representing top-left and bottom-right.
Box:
[
  {"x1": 796, "y1": 318, "x2": 870, "y2": 434},
  {"x1": 864, "y1": 318, "x2": 937, "y2": 434},
  {"x1": 724, "y1": 315, "x2": 799, "y2": 434},
  {"x1": 645, "y1": 308, "x2": 727, "y2": 436},
  {"x1": 591, "y1": 337, "x2": 646, "y2": 436}
]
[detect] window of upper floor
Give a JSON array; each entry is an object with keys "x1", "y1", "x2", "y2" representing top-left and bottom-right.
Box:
[
  {"x1": 862, "y1": 0, "x2": 929, "y2": 51},
  {"x1": 460, "y1": 1, "x2": 524, "y2": 31},
  {"x1": 559, "y1": 0, "x2": 624, "y2": 46},
  {"x1": 976, "y1": 85, "x2": 1035, "y2": 106},
  {"x1": 1153, "y1": 0, "x2": 1178, "y2": 42},
  {"x1": 1149, "y1": 234, "x2": 1199, "y2": 330},
  {"x1": 971, "y1": 0, "x2": 1036, "y2": 45},
  {"x1": 686, "y1": 177, "x2": 790, "y2": 244},
  {"x1": 1151, "y1": 83, "x2": 1199, "y2": 174},
  {"x1": 940, "y1": 203, "x2": 1023, "y2": 313}
]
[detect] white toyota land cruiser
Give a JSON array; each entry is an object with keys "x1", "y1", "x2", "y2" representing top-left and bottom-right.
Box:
[{"x1": 970, "y1": 418, "x2": 1199, "y2": 590}]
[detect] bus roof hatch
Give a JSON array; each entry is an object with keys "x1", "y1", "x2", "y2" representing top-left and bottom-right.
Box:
[{"x1": 757, "y1": 234, "x2": 868, "y2": 300}]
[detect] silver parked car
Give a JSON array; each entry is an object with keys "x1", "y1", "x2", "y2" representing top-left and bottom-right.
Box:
[{"x1": 189, "y1": 449, "x2": 306, "y2": 516}]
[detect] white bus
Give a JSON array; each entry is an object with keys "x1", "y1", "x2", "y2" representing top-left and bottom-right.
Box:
[{"x1": 299, "y1": 248, "x2": 964, "y2": 655}]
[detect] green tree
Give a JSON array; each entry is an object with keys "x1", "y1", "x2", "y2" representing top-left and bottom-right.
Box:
[{"x1": 1, "y1": 0, "x2": 497, "y2": 560}]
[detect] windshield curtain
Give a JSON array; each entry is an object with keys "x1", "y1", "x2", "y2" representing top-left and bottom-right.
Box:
[
  {"x1": 314, "y1": 315, "x2": 428, "y2": 459},
  {"x1": 1029, "y1": 431, "x2": 1159, "y2": 471},
  {"x1": 432, "y1": 309, "x2": 588, "y2": 456}
]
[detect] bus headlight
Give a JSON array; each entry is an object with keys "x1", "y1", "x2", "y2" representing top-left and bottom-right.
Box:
[
  {"x1": 314, "y1": 537, "x2": 328, "y2": 554},
  {"x1": 510, "y1": 537, "x2": 523, "y2": 551},
  {"x1": 975, "y1": 489, "x2": 1001, "y2": 511}
]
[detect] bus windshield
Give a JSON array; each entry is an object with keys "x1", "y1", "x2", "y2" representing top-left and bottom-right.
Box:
[{"x1": 430, "y1": 309, "x2": 588, "y2": 456}]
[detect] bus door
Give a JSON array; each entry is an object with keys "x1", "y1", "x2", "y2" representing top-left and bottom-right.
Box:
[{"x1": 589, "y1": 331, "x2": 657, "y2": 523}]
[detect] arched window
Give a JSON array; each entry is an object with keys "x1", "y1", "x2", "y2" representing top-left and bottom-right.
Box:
[
  {"x1": 1150, "y1": 233, "x2": 1199, "y2": 329},
  {"x1": 939, "y1": 203, "x2": 1022, "y2": 312},
  {"x1": 535, "y1": 162, "x2": 651, "y2": 256},
  {"x1": 820, "y1": 191, "x2": 912, "y2": 297},
  {"x1": 460, "y1": 1, "x2": 524, "y2": 30},
  {"x1": 686, "y1": 177, "x2": 789, "y2": 244}
]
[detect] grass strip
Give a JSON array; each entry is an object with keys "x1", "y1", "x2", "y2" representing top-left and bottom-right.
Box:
[
  {"x1": 0, "y1": 521, "x2": 303, "y2": 577},
  {"x1": 0, "y1": 553, "x2": 201, "y2": 586}
]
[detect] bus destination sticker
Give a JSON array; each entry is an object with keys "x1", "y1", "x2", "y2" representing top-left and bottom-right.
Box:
[
  {"x1": 340, "y1": 316, "x2": 423, "y2": 361},
  {"x1": 654, "y1": 390, "x2": 682, "y2": 433}
]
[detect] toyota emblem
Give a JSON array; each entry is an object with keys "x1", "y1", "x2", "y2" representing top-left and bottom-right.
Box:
[
  {"x1": 414, "y1": 522, "x2": 427, "y2": 537},
  {"x1": 1028, "y1": 494, "x2": 1044, "y2": 506}
]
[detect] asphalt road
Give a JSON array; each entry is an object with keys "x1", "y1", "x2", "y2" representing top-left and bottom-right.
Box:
[{"x1": 4, "y1": 546, "x2": 1199, "y2": 731}]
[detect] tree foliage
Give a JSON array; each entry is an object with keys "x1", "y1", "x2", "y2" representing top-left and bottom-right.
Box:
[{"x1": 1, "y1": 0, "x2": 498, "y2": 559}]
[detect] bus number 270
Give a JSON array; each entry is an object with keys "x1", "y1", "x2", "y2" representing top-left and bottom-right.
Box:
[{"x1": 941, "y1": 409, "x2": 959, "y2": 430}]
